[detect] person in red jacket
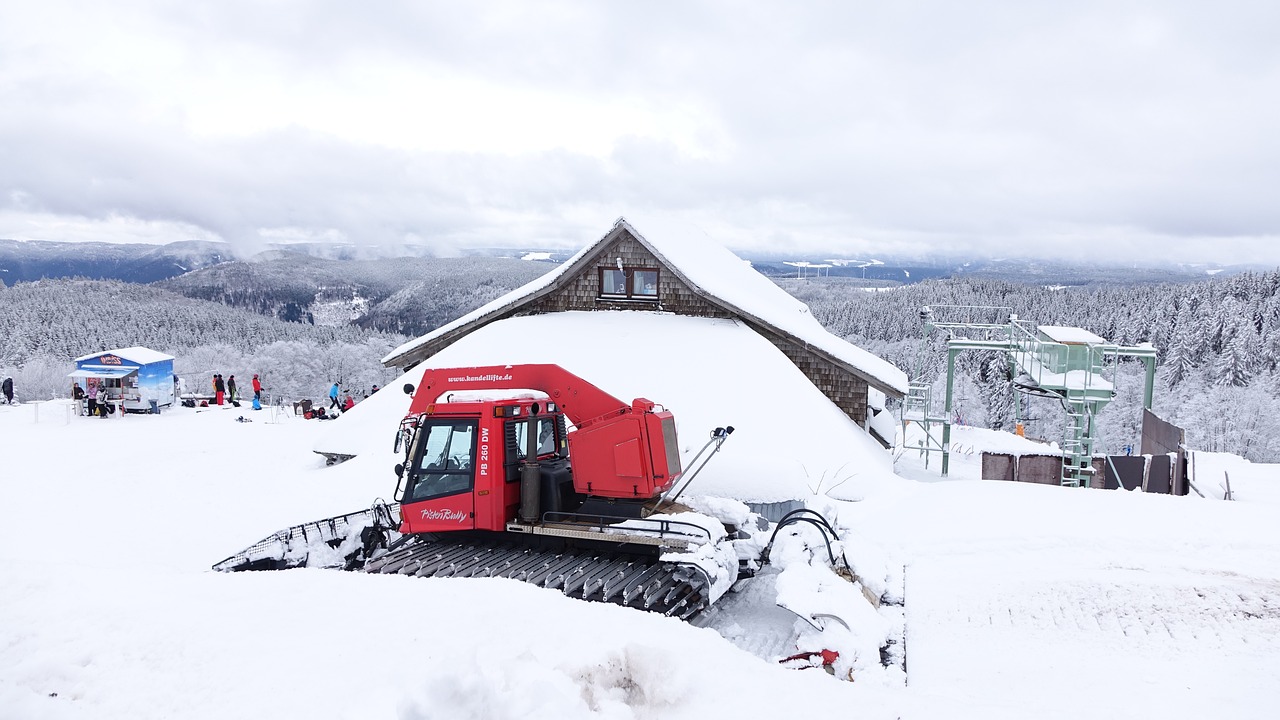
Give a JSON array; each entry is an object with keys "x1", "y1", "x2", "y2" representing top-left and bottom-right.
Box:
[
  {"x1": 341, "y1": 393, "x2": 355, "y2": 412},
  {"x1": 251, "y1": 374, "x2": 262, "y2": 401}
]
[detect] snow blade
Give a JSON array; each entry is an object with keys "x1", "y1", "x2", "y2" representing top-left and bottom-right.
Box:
[{"x1": 212, "y1": 502, "x2": 401, "y2": 572}]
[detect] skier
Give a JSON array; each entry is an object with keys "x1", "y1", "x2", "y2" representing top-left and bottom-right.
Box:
[
  {"x1": 2, "y1": 376, "x2": 14, "y2": 404},
  {"x1": 329, "y1": 381, "x2": 340, "y2": 410},
  {"x1": 227, "y1": 375, "x2": 238, "y2": 404},
  {"x1": 252, "y1": 374, "x2": 262, "y2": 401},
  {"x1": 214, "y1": 374, "x2": 226, "y2": 405}
]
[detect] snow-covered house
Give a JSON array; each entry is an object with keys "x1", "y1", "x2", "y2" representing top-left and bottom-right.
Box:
[
  {"x1": 68, "y1": 346, "x2": 176, "y2": 413},
  {"x1": 323, "y1": 217, "x2": 911, "y2": 504},
  {"x1": 383, "y1": 217, "x2": 907, "y2": 439}
]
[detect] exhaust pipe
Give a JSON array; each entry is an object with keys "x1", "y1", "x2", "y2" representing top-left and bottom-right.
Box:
[{"x1": 519, "y1": 404, "x2": 542, "y2": 523}]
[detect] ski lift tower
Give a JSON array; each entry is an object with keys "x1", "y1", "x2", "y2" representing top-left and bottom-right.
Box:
[{"x1": 901, "y1": 305, "x2": 1158, "y2": 487}]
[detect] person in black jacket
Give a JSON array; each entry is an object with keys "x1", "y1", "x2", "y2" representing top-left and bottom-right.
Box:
[
  {"x1": 227, "y1": 375, "x2": 238, "y2": 403},
  {"x1": 2, "y1": 376, "x2": 13, "y2": 404}
]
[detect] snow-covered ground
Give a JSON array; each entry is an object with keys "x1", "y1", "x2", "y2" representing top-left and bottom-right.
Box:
[{"x1": 3, "y1": 400, "x2": 1279, "y2": 719}]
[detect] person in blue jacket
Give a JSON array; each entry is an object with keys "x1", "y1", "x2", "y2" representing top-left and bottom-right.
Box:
[{"x1": 329, "y1": 382, "x2": 341, "y2": 410}]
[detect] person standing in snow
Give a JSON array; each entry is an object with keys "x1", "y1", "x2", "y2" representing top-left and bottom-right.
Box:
[
  {"x1": 227, "y1": 375, "x2": 238, "y2": 403},
  {"x1": 329, "y1": 382, "x2": 340, "y2": 410},
  {"x1": 214, "y1": 374, "x2": 225, "y2": 405},
  {"x1": 2, "y1": 376, "x2": 14, "y2": 404},
  {"x1": 252, "y1": 374, "x2": 262, "y2": 401},
  {"x1": 96, "y1": 383, "x2": 110, "y2": 418}
]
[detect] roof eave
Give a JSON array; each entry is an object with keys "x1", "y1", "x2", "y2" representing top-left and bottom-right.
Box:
[
  {"x1": 671, "y1": 282, "x2": 906, "y2": 398},
  {"x1": 618, "y1": 221, "x2": 905, "y2": 398}
]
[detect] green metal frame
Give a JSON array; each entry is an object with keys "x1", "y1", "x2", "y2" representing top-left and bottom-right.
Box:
[{"x1": 902, "y1": 305, "x2": 1157, "y2": 487}]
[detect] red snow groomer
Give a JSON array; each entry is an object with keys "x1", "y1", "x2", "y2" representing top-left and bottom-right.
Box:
[{"x1": 215, "y1": 364, "x2": 748, "y2": 621}]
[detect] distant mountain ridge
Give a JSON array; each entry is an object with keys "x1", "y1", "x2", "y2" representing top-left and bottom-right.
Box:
[
  {"x1": 4, "y1": 237, "x2": 1264, "y2": 289},
  {"x1": 4, "y1": 238, "x2": 1269, "y2": 342},
  {"x1": 0, "y1": 239, "x2": 553, "y2": 338},
  {"x1": 745, "y1": 254, "x2": 1266, "y2": 285},
  {"x1": 155, "y1": 251, "x2": 550, "y2": 337},
  {"x1": 0, "y1": 239, "x2": 233, "y2": 284}
]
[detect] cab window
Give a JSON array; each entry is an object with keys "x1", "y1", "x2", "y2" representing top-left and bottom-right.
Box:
[
  {"x1": 406, "y1": 421, "x2": 477, "y2": 501},
  {"x1": 504, "y1": 416, "x2": 564, "y2": 482}
]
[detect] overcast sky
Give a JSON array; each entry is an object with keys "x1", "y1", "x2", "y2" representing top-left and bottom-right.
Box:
[{"x1": 3, "y1": 1, "x2": 1279, "y2": 265}]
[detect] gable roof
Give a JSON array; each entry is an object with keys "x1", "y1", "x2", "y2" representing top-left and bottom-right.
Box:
[
  {"x1": 74, "y1": 346, "x2": 175, "y2": 365},
  {"x1": 382, "y1": 216, "x2": 908, "y2": 397}
]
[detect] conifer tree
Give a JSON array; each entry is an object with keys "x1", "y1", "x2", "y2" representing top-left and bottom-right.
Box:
[{"x1": 1212, "y1": 315, "x2": 1256, "y2": 387}]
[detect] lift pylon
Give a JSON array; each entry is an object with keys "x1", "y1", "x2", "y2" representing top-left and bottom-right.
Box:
[{"x1": 902, "y1": 305, "x2": 1157, "y2": 487}]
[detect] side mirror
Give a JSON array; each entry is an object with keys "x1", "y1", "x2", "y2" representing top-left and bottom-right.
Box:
[
  {"x1": 403, "y1": 383, "x2": 415, "y2": 395},
  {"x1": 394, "y1": 463, "x2": 404, "y2": 478}
]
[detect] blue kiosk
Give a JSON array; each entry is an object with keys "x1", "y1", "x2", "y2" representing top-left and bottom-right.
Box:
[{"x1": 69, "y1": 346, "x2": 176, "y2": 414}]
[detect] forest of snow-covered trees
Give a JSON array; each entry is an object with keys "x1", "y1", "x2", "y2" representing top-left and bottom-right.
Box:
[
  {"x1": 4, "y1": 265, "x2": 1279, "y2": 463},
  {"x1": 781, "y1": 270, "x2": 1280, "y2": 462},
  {"x1": 0, "y1": 279, "x2": 408, "y2": 404}
]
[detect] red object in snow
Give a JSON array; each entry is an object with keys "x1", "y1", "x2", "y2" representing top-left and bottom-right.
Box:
[
  {"x1": 398, "y1": 364, "x2": 682, "y2": 535},
  {"x1": 780, "y1": 649, "x2": 841, "y2": 669}
]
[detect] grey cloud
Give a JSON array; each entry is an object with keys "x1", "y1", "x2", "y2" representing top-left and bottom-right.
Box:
[{"x1": 2, "y1": 1, "x2": 1279, "y2": 266}]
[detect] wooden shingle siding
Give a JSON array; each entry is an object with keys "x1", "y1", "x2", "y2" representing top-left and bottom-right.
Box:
[
  {"x1": 750, "y1": 323, "x2": 870, "y2": 424},
  {"x1": 524, "y1": 232, "x2": 732, "y2": 318}
]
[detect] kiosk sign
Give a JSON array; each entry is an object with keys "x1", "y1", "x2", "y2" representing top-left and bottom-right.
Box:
[{"x1": 99, "y1": 355, "x2": 124, "y2": 365}]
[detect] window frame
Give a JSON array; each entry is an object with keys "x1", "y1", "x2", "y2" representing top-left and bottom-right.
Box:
[
  {"x1": 597, "y1": 266, "x2": 660, "y2": 301},
  {"x1": 404, "y1": 420, "x2": 478, "y2": 502}
]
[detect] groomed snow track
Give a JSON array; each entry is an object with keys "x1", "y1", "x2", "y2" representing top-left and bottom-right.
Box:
[{"x1": 363, "y1": 534, "x2": 714, "y2": 621}]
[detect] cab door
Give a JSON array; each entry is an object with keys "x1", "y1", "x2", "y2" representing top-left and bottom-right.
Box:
[{"x1": 401, "y1": 420, "x2": 477, "y2": 534}]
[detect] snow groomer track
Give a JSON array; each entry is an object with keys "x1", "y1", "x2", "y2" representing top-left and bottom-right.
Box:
[{"x1": 363, "y1": 534, "x2": 714, "y2": 620}]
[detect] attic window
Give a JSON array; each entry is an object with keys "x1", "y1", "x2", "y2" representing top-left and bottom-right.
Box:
[{"x1": 599, "y1": 267, "x2": 659, "y2": 300}]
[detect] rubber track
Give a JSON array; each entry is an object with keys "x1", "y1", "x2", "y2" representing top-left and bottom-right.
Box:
[{"x1": 363, "y1": 535, "x2": 712, "y2": 620}]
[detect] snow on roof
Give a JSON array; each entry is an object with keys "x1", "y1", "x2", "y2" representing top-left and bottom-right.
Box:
[
  {"x1": 619, "y1": 215, "x2": 907, "y2": 395},
  {"x1": 74, "y1": 346, "x2": 175, "y2": 364},
  {"x1": 382, "y1": 241, "x2": 594, "y2": 365},
  {"x1": 68, "y1": 366, "x2": 138, "y2": 379},
  {"x1": 382, "y1": 216, "x2": 908, "y2": 396},
  {"x1": 1038, "y1": 326, "x2": 1106, "y2": 344},
  {"x1": 1016, "y1": 356, "x2": 1116, "y2": 393},
  {"x1": 332, "y1": 311, "x2": 903, "y2": 503}
]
